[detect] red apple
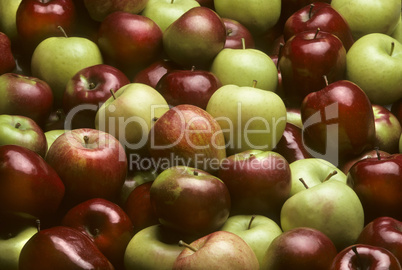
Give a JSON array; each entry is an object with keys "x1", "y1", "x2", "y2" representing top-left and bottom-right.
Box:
[
  {"x1": 283, "y1": 2, "x2": 354, "y2": 50},
  {"x1": 83, "y1": 0, "x2": 148, "y2": 22},
  {"x1": 341, "y1": 148, "x2": 391, "y2": 175},
  {"x1": 0, "y1": 32, "x2": 16, "y2": 74},
  {"x1": 155, "y1": 67, "x2": 222, "y2": 110},
  {"x1": 97, "y1": 11, "x2": 163, "y2": 77},
  {"x1": 61, "y1": 198, "x2": 135, "y2": 269},
  {"x1": 132, "y1": 58, "x2": 181, "y2": 88},
  {"x1": 280, "y1": 0, "x2": 332, "y2": 23},
  {"x1": 0, "y1": 145, "x2": 65, "y2": 219},
  {"x1": 222, "y1": 18, "x2": 255, "y2": 49}
]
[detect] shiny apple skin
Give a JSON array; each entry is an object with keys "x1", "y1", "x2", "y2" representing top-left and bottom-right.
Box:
[
  {"x1": 132, "y1": 59, "x2": 181, "y2": 88},
  {"x1": 222, "y1": 18, "x2": 255, "y2": 49}
]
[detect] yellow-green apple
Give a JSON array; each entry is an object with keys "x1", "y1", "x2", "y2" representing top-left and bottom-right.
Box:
[
  {"x1": 210, "y1": 46, "x2": 278, "y2": 91},
  {"x1": 163, "y1": 6, "x2": 226, "y2": 69},
  {"x1": 261, "y1": 227, "x2": 338, "y2": 270},
  {"x1": 217, "y1": 150, "x2": 291, "y2": 222},
  {"x1": 142, "y1": 0, "x2": 200, "y2": 32},
  {"x1": 214, "y1": 0, "x2": 281, "y2": 35},
  {"x1": 173, "y1": 231, "x2": 259, "y2": 270},
  {"x1": 31, "y1": 34, "x2": 103, "y2": 107},
  {"x1": 61, "y1": 198, "x2": 135, "y2": 269},
  {"x1": 222, "y1": 18, "x2": 255, "y2": 49},
  {"x1": 206, "y1": 84, "x2": 287, "y2": 155},
  {"x1": 0, "y1": 73, "x2": 53, "y2": 127},
  {"x1": 220, "y1": 215, "x2": 283, "y2": 267},
  {"x1": 331, "y1": 0, "x2": 401, "y2": 40},
  {"x1": 83, "y1": 0, "x2": 149, "y2": 21},
  {"x1": 280, "y1": 179, "x2": 365, "y2": 250},
  {"x1": 148, "y1": 104, "x2": 226, "y2": 174},
  {"x1": 132, "y1": 59, "x2": 181, "y2": 88},
  {"x1": 0, "y1": 114, "x2": 47, "y2": 158},
  {"x1": 0, "y1": 145, "x2": 65, "y2": 219},
  {"x1": 45, "y1": 128, "x2": 127, "y2": 208},
  {"x1": 286, "y1": 107, "x2": 302, "y2": 129},
  {"x1": 44, "y1": 129, "x2": 65, "y2": 153},
  {"x1": 392, "y1": 14, "x2": 402, "y2": 43},
  {"x1": 0, "y1": 32, "x2": 16, "y2": 75},
  {"x1": 345, "y1": 33, "x2": 402, "y2": 105},
  {"x1": 150, "y1": 166, "x2": 231, "y2": 237},
  {"x1": 0, "y1": 0, "x2": 22, "y2": 42},
  {"x1": 19, "y1": 226, "x2": 114, "y2": 270}
]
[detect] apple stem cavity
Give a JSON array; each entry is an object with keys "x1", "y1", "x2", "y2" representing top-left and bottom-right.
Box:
[
  {"x1": 193, "y1": 170, "x2": 199, "y2": 176},
  {"x1": 171, "y1": 0, "x2": 174, "y2": 3},
  {"x1": 83, "y1": 135, "x2": 89, "y2": 147},
  {"x1": 314, "y1": 28, "x2": 320, "y2": 39},
  {"x1": 110, "y1": 89, "x2": 116, "y2": 100},
  {"x1": 309, "y1": 4, "x2": 315, "y2": 19},
  {"x1": 324, "y1": 170, "x2": 338, "y2": 182},
  {"x1": 390, "y1": 42, "x2": 395, "y2": 56},
  {"x1": 57, "y1": 26, "x2": 68, "y2": 38},
  {"x1": 179, "y1": 240, "x2": 198, "y2": 252},
  {"x1": 227, "y1": 28, "x2": 233, "y2": 37},
  {"x1": 14, "y1": 122, "x2": 21, "y2": 129},
  {"x1": 248, "y1": 215, "x2": 256, "y2": 230},
  {"x1": 352, "y1": 246, "x2": 365, "y2": 269},
  {"x1": 375, "y1": 147, "x2": 381, "y2": 160},
  {"x1": 299, "y1": 178, "x2": 309, "y2": 189}
]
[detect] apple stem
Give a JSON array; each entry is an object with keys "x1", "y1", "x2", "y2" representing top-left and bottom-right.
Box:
[
  {"x1": 110, "y1": 89, "x2": 116, "y2": 100},
  {"x1": 375, "y1": 147, "x2": 381, "y2": 160},
  {"x1": 14, "y1": 122, "x2": 21, "y2": 129},
  {"x1": 193, "y1": 170, "x2": 199, "y2": 176},
  {"x1": 226, "y1": 28, "x2": 233, "y2": 36},
  {"x1": 309, "y1": 4, "x2": 315, "y2": 19},
  {"x1": 191, "y1": 66, "x2": 196, "y2": 72},
  {"x1": 241, "y1": 38, "x2": 246, "y2": 50},
  {"x1": 152, "y1": 117, "x2": 159, "y2": 122},
  {"x1": 179, "y1": 240, "x2": 198, "y2": 252},
  {"x1": 83, "y1": 135, "x2": 89, "y2": 146},
  {"x1": 57, "y1": 26, "x2": 68, "y2": 38},
  {"x1": 252, "y1": 80, "x2": 257, "y2": 88},
  {"x1": 352, "y1": 246, "x2": 365, "y2": 269},
  {"x1": 36, "y1": 219, "x2": 41, "y2": 232},
  {"x1": 248, "y1": 215, "x2": 256, "y2": 230},
  {"x1": 324, "y1": 170, "x2": 338, "y2": 182},
  {"x1": 323, "y1": 75, "x2": 329, "y2": 86},
  {"x1": 171, "y1": 0, "x2": 174, "y2": 3},
  {"x1": 299, "y1": 178, "x2": 309, "y2": 189},
  {"x1": 88, "y1": 82, "x2": 96, "y2": 89},
  {"x1": 390, "y1": 42, "x2": 395, "y2": 56},
  {"x1": 314, "y1": 28, "x2": 320, "y2": 39}
]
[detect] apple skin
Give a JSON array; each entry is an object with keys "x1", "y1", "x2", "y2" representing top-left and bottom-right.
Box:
[
  {"x1": 63, "y1": 64, "x2": 130, "y2": 129},
  {"x1": 347, "y1": 154, "x2": 402, "y2": 224},
  {"x1": 0, "y1": 32, "x2": 16, "y2": 74},
  {"x1": 0, "y1": 0, "x2": 23, "y2": 42},
  {"x1": 132, "y1": 59, "x2": 181, "y2": 88},
  {"x1": 150, "y1": 166, "x2": 231, "y2": 237},
  {"x1": 222, "y1": 18, "x2": 255, "y2": 49},
  {"x1": 356, "y1": 216, "x2": 402, "y2": 265},
  {"x1": 261, "y1": 227, "x2": 338, "y2": 270},
  {"x1": 155, "y1": 67, "x2": 222, "y2": 110},
  {"x1": 341, "y1": 149, "x2": 391, "y2": 175},
  {"x1": 84, "y1": 0, "x2": 149, "y2": 21},
  {"x1": 173, "y1": 231, "x2": 259, "y2": 270},
  {"x1": 97, "y1": 12, "x2": 163, "y2": 76},
  {"x1": 45, "y1": 128, "x2": 127, "y2": 208},
  {"x1": 391, "y1": 97, "x2": 402, "y2": 127},
  {"x1": 283, "y1": 2, "x2": 354, "y2": 51},
  {"x1": 217, "y1": 150, "x2": 291, "y2": 222},
  {"x1": 329, "y1": 244, "x2": 402, "y2": 270},
  {"x1": 16, "y1": 0, "x2": 77, "y2": 51},
  {"x1": 19, "y1": 226, "x2": 114, "y2": 270},
  {"x1": 0, "y1": 73, "x2": 53, "y2": 128},
  {"x1": 0, "y1": 145, "x2": 65, "y2": 219},
  {"x1": 61, "y1": 198, "x2": 135, "y2": 269}
]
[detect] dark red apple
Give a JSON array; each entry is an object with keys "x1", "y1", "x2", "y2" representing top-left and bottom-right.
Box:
[
  {"x1": 0, "y1": 32, "x2": 16, "y2": 74},
  {"x1": 132, "y1": 58, "x2": 181, "y2": 88},
  {"x1": 222, "y1": 18, "x2": 255, "y2": 49},
  {"x1": 341, "y1": 148, "x2": 391, "y2": 175}
]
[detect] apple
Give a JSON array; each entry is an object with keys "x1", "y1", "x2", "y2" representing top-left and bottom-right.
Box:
[
  {"x1": 286, "y1": 107, "x2": 302, "y2": 129},
  {"x1": 0, "y1": 73, "x2": 53, "y2": 128},
  {"x1": 43, "y1": 109, "x2": 66, "y2": 132},
  {"x1": 217, "y1": 150, "x2": 291, "y2": 222},
  {"x1": 63, "y1": 64, "x2": 130, "y2": 129},
  {"x1": 0, "y1": 114, "x2": 47, "y2": 158},
  {"x1": 162, "y1": 6, "x2": 226, "y2": 69},
  {"x1": 16, "y1": 0, "x2": 77, "y2": 51},
  {"x1": 220, "y1": 215, "x2": 283, "y2": 267},
  {"x1": 261, "y1": 227, "x2": 338, "y2": 270},
  {"x1": 283, "y1": 2, "x2": 354, "y2": 50},
  {"x1": 301, "y1": 79, "x2": 376, "y2": 166},
  {"x1": 329, "y1": 244, "x2": 402, "y2": 270},
  {"x1": 210, "y1": 45, "x2": 278, "y2": 92},
  {"x1": 0, "y1": 145, "x2": 65, "y2": 219},
  {"x1": 61, "y1": 198, "x2": 135, "y2": 269},
  {"x1": 155, "y1": 67, "x2": 222, "y2": 110},
  {"x1": 356, "y1": 216, "x2": 402, "y2": 264},
  {"x1": 150, "y1": 166, "x2": 231, "y2": 237},
  {"x1": 345, "y1": 33, "x2": 402, "y2": 105},
  {"x1": 346, "y1": 154, "x2": 402, "y2": 223},
  {"x1": 392, "y1": 13, "x2": 402, "y2": 43},
  {"x1": 280, "y1": 178, "x2": 365, "y2": 250},
  {"x1": 44, "y1": 129, "x2": 65, "y2": 153},
  {"x1": 279, "y1": 29, "x2": 347, "y2": 107},
  {"x1": 173, "y1": 230, "x2": 259, "y2": 270},
  {"x1": 372, "y1": 104, "x2": 402, "y2": 154},
  {"x1": 341, "y1": 148, "x2": 391, "y2": 175},
  {"x1": 0, "y1": 32, "x2": 16, "y2": 75},
  {"x1": 148, "y1": 104, "x2": 227, "y2": 174},
  {"x1": 31, "y1": 33, "x2": 103, "y2": 107},
  {"x1": 97, "y1": 12, "x2": 163, "y2": 77},
  {"x1": 142, "y1": 0, "x2": 201, "y2": 32},
  {"x1": 206, "y1": 84, "x2": 287, "y2": 155},
  {"x1": 214, "y1": 0, "x2": 281, "y2": 35},
  {"x1": 118, "y1": 169, "x2": 157, "y2": 206},
  {"x1": 222, "y1": 18, "x2": 255, "y2": 49},
  {"x1": 280, "y1": 0, "x2": 332, "y2": 24},
  {"x1": 0, "y1": 0, "x2": 22, "y2": 42},
  {"x1": 83, "y1": 0, "x2": 149, "y2": 21},
  {"x1": 45, "y1": 128, "x2": 127, "y2": 208},
  {"x1": 331, "y1": 0, "x2": 401, "y2": 40},
  {"x1": 132, "y1": 58, "x2": 181, "y2": 88},
  {"x1": 19, "y1": 226, "x2": 114, "y2": 269}
]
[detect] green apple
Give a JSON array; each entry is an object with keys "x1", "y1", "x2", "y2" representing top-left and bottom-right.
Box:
[
  {"x1": 345, "y1": 33, "x2": 402, "y2": 105},
  {"x1": 280, "y1": 179, "x2": 365, "y2": 251},
  {"x1": 331, "y1": 0, "x2": 401, "y2": 40},
  {"x1": 210, "y1": 47, "x2": 278, "y2": 92},
  {"x1": 391, "y1": 13, "x2": 402, "y2": 43},
  {"x1": 31, "y1": 35, "x2": 103, "y2": 106},
  {"x1": 220, "y1": 215, "x2": 282, "y2": 267},
  {"x1": 0, "y1": 0, "x2": 22, "y2": 41},
  {"x1": 142, "y1": 0, "x2": 200, "y2": 32},
  {"x1": 206, "y1": 84, "x2": 287, "y2": 155},
  {"x1": 124, "y1": 224, "x2": 186, "y2": 270},
  {"x1": 214, "y1": 0, "x2": 281, "y2": 35},
  {"x1": 44, "y1": 129, "x2": 66, "y2": 154},
  {"x1": 289, "y1": 158, "x2": 347, "y2": 196},
  {"x1": 95, "y1": 83, "x2": 169, "y2": 156}
]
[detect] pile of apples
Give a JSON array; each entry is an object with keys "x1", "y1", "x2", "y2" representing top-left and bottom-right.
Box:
[{"x1": 1, "y1": 0, "x2": 402, "y2": 269}]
